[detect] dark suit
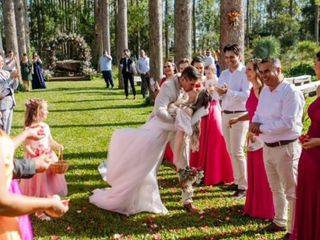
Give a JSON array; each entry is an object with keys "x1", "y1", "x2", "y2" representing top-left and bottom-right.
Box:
[
  {"x1": 13, "y1": 159, "x2": 36, "y2": 179},
  {"x1": 120, "y1": 57, "x2": 136, "y2": 97}
]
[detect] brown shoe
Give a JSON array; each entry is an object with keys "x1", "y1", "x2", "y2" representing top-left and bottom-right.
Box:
[
  {"x1": 264, "y1": 222, "x2": 286, "y2": 232},
  {"x1": 222, "y1": 183, "x2": 238, "y2": 191},
  {"x1": 183, "y1": 203, "x2": 203, "y2": 214}
]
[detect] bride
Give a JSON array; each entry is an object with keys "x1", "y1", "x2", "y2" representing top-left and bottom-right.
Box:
[{"x1": 89, "y1": 66, "x2": 210, "y2": 215}]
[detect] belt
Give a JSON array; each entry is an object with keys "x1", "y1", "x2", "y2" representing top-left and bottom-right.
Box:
[
  {"x1": 264, "y1": 139, "x2": 297, "y2": 148},
  {"x1": 223, "y1": 110, "x2": 247, "y2": 114}
]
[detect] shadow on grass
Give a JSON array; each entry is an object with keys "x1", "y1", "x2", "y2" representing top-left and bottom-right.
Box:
[
  {"x1": 50, "y1": 98, "x2": 122, "y2": 104},
  {"x1": 63, "y1": 151, "x2": 107, "y2": 159},
  {"x1": 14, "y1": 103, "x2": 149, "y2": 113}
]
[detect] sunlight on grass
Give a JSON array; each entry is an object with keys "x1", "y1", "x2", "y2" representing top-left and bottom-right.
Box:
[{"x1": 12, "y1": 77, "x2": 314, "y2": 239}]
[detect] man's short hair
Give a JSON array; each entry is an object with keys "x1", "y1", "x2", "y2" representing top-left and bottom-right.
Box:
[
  {"x1": 223, "y1": 44, "x2": 241, "y2": 55},
  {"x1": 181, "y1": 66, "x2": 200, "y2": 81},
  {"x1": 178, "y1": 58, "x2": 190, "y2": 67},
  {"x1": 260, "y1": 58, "x2": 281, "y2": 69},
  {"x1": 191, "y1": 56, "x2": 204, "y2": 66}
]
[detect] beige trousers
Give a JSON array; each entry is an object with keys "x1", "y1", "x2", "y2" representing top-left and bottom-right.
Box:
[
  {"x1": 221, "y1": 112, "x2": 249, "y2": 190},
  {"x1": 263, "y1": 140, "x2": 301, "y2": 233}
]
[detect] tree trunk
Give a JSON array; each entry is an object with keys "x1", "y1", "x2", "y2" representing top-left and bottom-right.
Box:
[
  {"x1": 220, "y1": 0, "x2": 245, "y2": 70},
  {"x1": 149, "y1": 0, "x2": 163, "y2": 104},
  {"x1": 289, "y1": 0, "x2": 293, "y2": 17},
  {"x1": 0, "y1": 27, "x2": 4, "y2": 57},
  {"x1": 164, "y1": 0, "x2": 169, "y2": 61},
  {"x1": 3, "y1": 0, "x2": 21, "y2": 81},
  {"x1": 24, "y1": 0, "x2": 30, "y2": 54},
  {"x1": 14, "y1": 0, "x2": 27, "y2": 58},
  {"x1": 174, "y1": 0, "x2": 192, "y2": 65},
  {"x1": 316, "y1": 5, "x2": 319, "y2": 43},
  {"x1": 94, "y1": 0, "x2": 101, "y2": 69},
  {"x1": 116, "y1": 0, "x2": 128, "y2": 89},
  {"x1": 192, "y1": 0, "x2": 196, "y2": 55},
  {"x1": 100, "y1": 0, "x2": 110, "y2": 54}
]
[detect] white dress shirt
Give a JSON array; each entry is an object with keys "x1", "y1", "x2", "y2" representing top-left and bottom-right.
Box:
[
  {"x1": 218, "y1": 63, "x2": 251, "y2": 111},
  {"x1": 99, "y1": 56, "x2": 112, "y2": 71},
  {"x1": 252, "y1": 81, "x2": 305, "y2": 143},
  {"x1": 137, "y1": 57, "x2": 150, "y2": 74},
  {"x1": 204, "y1": 56, "x2": 215, "y2": 66}
]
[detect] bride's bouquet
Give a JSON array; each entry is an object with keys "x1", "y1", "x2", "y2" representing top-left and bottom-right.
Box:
[{"x1": 178, "y1": 167, "x2": 204, "y2": 188}]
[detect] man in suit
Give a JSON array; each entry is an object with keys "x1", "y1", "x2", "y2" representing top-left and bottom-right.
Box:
[
  {"x1": 0, "y1": 55, "x2": 19, "y2": 134},
  {"x1": 153, "y1": 66, "x2": 203, "y2": 213},
  {"x1": 120, "y1": 49, "x2": 136, "y2": 99}
]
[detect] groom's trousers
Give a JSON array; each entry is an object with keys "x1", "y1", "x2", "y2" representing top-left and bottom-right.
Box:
[{"x1": 167, "y1": 132, "x2": 193, "y2": 205}]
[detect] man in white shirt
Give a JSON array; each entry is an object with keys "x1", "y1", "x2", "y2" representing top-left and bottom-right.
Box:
[
  {"x1": 250, "y1": 58, "x2": 305, "y2": 237},
  {"x1": 217, "y1": 44, "x2": 251, "y2": 199},
  {"x1": 136, "y1": 50, "x2": 150, "y2": 98},
  {"x1": 99, "y1": 50, "x2": 114, "y2": 89},
  {"x1": 204, "y1": 50, "x2": 215, "y2": 67}
]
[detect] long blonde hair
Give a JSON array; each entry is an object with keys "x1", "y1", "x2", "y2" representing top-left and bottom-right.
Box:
[{"x1": 24, "y1": 98, "x2": 47, "y2": 127}]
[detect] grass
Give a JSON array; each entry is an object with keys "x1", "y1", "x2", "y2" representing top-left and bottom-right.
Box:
[{"x1": 12, "y1": 77, "x2": 314, "y2": 240}]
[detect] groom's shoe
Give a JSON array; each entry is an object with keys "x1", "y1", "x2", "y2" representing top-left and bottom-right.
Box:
[{"x1": 183, "y1": 203, "x2": 203, "y2": 214}]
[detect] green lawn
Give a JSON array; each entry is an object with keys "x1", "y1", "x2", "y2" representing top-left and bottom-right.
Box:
[{"x1": 12, "y1": 77, "x2": 312, "y2": 240}]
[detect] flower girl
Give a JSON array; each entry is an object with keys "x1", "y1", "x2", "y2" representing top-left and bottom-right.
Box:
[{"x1": 20, "y1": 98, "x2": 67, "y2": 219}]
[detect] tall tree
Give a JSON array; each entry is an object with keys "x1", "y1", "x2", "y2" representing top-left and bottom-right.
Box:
[
  {"x1": 14, "y1": 0, "x2": 28, "y2": 58},
  {"x1": 174, "y1": 0, "x2": 192, "y2": 63},
  {"x1": 3, "y1": 0, "x2": 20, "y2": 61},
  {"x1": 100, "y1": 0, "x2": 110, "y2": 54},
  {"x1": 192, "y1": 0, "x2": 196, "y2": 54},
  {"x1": 220, "y1": 0, "x2": 245, "y2": 70},
  {"x1": 116, "y1": 0, "x2": 128, "y2": 88},
  {"x1": 94, "y1": 0, "x2": 102, "y2": 67},
  {"x1": 316, "y1": 2, "x2": 320, "y2": 42},
  {"x1": 164, "y1": 0, "x2": 169, "y2": 61},
  {"x1": 149, "y1": 0, "x2": 162, "y2": 82}
]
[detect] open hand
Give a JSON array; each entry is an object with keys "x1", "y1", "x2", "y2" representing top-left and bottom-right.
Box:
[
  {"x1": 302, "y1": 137, "x2": 320, "y2": 149},
  {"x1": 45, "y1": 198, "x2": 69, "y2": 218},
  {"x1": 25, "y1": 126, "x2": 45, "y2": 140},
  {"x1": 10, "y1": 70, "x2": 19, "y2": 80},
  {"x1": 216, "y1": 84, "x2": 228, "y2": 96},
  {"x1": 229, "y1": 117, "x2": 238, "y2": 128},
  {"x1": 249, "y1": 122, "x2": 262, "y2": 135}
]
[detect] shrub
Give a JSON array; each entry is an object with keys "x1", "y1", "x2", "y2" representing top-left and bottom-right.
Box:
[
  {"x1": 286, "y1": 63, "x2": 315, "y2": 77},
  {"x1": 252, "y1": 36, "x2": 281, "y2": 59}
]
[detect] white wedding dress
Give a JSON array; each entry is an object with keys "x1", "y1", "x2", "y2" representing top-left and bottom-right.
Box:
[
  {"x1": 89, "y1": 106, "x2": 208, "y2": 216},
  {"x1": 89, "y1": 116, "x2": 175, "y2": 215}
]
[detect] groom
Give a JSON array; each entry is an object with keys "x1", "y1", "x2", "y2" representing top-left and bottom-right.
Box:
[{"x1": 153, "y1": 66, "x2": 201, "y2": 214}]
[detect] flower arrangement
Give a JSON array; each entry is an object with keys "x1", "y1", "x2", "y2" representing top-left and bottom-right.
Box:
[
  {"x1": 178, "y1": 167, "x2": 204, "y2": 188},
  {"x1": 227, "y1": 10, "x2": 241, "y2": 28},
  {"x1": 46, "y1": 33, "x2": 95, "y2": 77}
]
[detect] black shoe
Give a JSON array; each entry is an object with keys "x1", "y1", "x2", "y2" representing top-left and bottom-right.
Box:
[
  {"x1": 233, "y1": 189, "x2": 246, "y2": 199},
  {"x1": 263, "y1": 222, "x2": 286, "y2": 233},
  {"x1": 282, "y1": 233, "x2": 291, "y2": 240},
  {"x1": 223, "y1": 183, "x2": 238, "y2": 191}
]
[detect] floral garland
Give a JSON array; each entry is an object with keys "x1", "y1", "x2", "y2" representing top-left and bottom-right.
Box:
[{"x1": 46, "y1": 33, "x2": 95, "y2": 76}]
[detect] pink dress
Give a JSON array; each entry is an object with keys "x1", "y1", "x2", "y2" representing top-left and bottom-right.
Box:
[
  {"x1": 244, "y1": 89, "x2": 274, "y2": 219},
  {"x1": 291, "y1": 97, "x2": 320, "y2": 240},
  {"x1": 9, "y1": 180, "x2": 33, "y2": 240},
  {"x1": 190, "y1": 100, "x2": 234, "y2": 185},
  {"x1": 20, "y1": 124, "x2": 68, "y2": 197}
]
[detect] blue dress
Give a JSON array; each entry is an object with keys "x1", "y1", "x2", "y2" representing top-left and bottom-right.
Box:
[{"x1": 32, "y1": 60, "x2": 46, "y2": 89}]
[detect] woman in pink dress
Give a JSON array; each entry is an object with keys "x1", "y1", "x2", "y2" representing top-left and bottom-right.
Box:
[
  {"x1": 190, "y1": 63, "x2": 234, "y2": 186},
  {"x1": 291, "y1": 58, "x2": 320, "y2": 240},
  {"x1": 229, "y1": 59, "x2": 274, "y2": 219}
]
